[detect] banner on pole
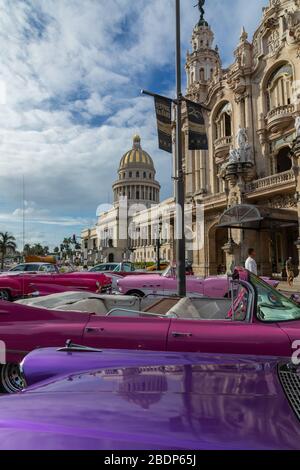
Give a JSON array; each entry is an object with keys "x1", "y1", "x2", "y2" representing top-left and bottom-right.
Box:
[
  {"x1": 154, "y1": 96, "x2": 173, "y2": 154},
  {"x1": 186, "y1": 100, "x2": 208, "y2": 151}
]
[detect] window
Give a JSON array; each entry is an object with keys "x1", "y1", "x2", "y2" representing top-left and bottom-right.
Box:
[
  {"x1": 136, "y1": 172, "x2": 140, "y2": 178},
  {"x1": 10, "y1": 264, "x2": 25, "y2": 272},
  {"x1": 251, "y1": 274, "x2": 300, "y2": 322},
  {"x1": 276, "y1": 147, "x2": 292, "y2": 173},
  {"x1": 143, "y1": 172, "x2": 146, "y2": 179},
  {"x1": 24, "y1": 264, "x2": 40, "y2": 272},
  {"x1": 39, "y1": 265, "x2": 56, "y2": 273},
  {"x1": 214, "y1": 102, "x2": 232, "y2": 141},
  {"x1": 129, "y1": 172, "x2": 132, "y2": 178},
  {"x1": 266, "y1": 63, "x2": 293, "y2": 112}
]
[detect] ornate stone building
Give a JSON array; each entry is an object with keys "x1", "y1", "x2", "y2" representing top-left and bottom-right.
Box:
[
  {"x1": 81, "y1": 136, "x2": 162, "y2": 265},
  {"x1": 83, "y1": 0, "x2": 300, "y2": 276}
]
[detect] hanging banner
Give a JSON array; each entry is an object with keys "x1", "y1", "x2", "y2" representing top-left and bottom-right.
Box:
[
  {"x1": 186, "y1": 100, "x2": 208, "y2": 150},
  {"x1": 154, "y1": 96, "x2": 172, "y2": 154}
]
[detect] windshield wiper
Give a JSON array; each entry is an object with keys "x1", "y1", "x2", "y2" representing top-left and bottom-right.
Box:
[{"x1": 57, "y1": 340, "x2": 103, "y2": 353}]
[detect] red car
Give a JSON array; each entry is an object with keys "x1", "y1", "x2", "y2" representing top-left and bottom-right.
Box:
[
  {"x1": 0, "y1": 271, "x2": 112, "y2": 301},
  {"x1": 0, "y1": 268, "x2": 299, "y2": 393}
]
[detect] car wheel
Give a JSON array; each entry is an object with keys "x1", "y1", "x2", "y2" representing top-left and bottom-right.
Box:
[
  {"x1": 0, "y1": 290, "x2": 11, "y2": 301},
  {"x1": 0, "y1": 363, "x2": 25, "y2": 393},
  {"x1": 127, "y1": 290, "x2": 145, "y2": 298}
]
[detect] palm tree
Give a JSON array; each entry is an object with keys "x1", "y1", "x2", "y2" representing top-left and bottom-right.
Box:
[{"x1": 0, "y1": 232, "x2": 17, "y2": 270}]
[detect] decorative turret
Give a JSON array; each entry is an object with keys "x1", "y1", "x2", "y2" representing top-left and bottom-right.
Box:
[{"x1": 185, "y1": 0, "x2": 221, "y2": 102}]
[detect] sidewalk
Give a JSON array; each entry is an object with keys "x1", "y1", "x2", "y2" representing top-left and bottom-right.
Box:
[{"x1": 278, "y1": 281, "x2": 300, "y2": 295}]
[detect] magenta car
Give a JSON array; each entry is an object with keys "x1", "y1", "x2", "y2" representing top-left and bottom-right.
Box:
[
  {"x1": 2, "y1": 350, "x2": 300, "y2": 449},
  {"x1": 0, "y1": 271, "x2": 112, "y2": 301},
  {"x1": 0, "y1": 268, "x2": 298, "y2": 393},
  {"x1": 117, "y1": 265, "x2": 279, "y2": 298}
]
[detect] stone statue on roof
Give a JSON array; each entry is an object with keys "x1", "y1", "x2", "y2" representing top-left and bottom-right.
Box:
[{"x1": 195, "y1": 0, "x2": 205, "y2": 21}]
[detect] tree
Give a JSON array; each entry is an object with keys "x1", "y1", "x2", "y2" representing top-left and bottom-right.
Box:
[
  {"x1": 0, "y1": 232, "x2": 17, "y2": 270},
  {"x1": 23, "y1": 243, "x2": 50, "y2": 257}
]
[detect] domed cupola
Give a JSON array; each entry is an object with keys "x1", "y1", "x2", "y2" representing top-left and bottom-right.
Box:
[
  {"x1": 119, "y1": 135, "x2": 155, "y2": 171},
  {"x1": 113, "y1": 135, "x2": 160, "y2": 209}
]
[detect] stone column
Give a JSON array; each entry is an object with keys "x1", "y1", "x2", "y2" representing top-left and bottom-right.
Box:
[{"x1": 291, "y1": 134, "x2": 300, "y2": 288}]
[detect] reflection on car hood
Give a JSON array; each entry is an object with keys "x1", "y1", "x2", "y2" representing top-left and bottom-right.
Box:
[{"x1": 4, "y1": 350, "x2": 299, "y2": 450}]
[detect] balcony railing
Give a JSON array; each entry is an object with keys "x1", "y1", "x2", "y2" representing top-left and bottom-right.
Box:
[
  {"x1": 214, "y1": 136, "x2": 232, "y2": 150},
  {"x1": 266, "y1": 104, "x2": 295, "y2": 128},
  {"x1": 246, "y1": 170, "x2": 295, "y2": 192}
]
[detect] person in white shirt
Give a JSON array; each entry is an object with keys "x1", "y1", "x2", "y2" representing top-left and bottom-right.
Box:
[{"x1": 245, "y1": 248, "x2": 258, "y2": 275}]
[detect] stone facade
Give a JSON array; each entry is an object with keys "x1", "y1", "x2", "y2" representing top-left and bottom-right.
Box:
[
  {"x1": 183, "y1": 0, "x2": 300, "y2": 277},
  {"x1": 82, "y1": 0, "x2": 300, "y2": 276}
]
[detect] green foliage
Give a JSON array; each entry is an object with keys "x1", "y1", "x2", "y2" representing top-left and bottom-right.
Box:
[{"x1": 0, "y1": 232, "x2": 17, "y2": 269}]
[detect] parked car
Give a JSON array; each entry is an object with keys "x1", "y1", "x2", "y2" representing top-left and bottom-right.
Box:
[
  {"x1": 117, "y1": 265, "x2": 279, "y2": 298},
  {"x1": 6, "y1": 263, "x2": 59, "y2": 274},
  {"x1": 1, "y1": 348, "x2": 299, "y2": 450},
  {"x1": 0, "y1": 270, "x2": 112, "y2": 301},
  {"x1": 0, "y1": 268, "x2": 298, "y2": 393},
  {"x1": 89, "y1": 262, "x2": 136, "y2": 273}
]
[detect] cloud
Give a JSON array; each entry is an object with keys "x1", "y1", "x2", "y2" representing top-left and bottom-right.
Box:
[{"x1": 0, "y1": 0, "x2": 267, "y2": 248}]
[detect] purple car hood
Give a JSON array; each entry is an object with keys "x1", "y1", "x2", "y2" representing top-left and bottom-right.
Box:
[{"x1": 0, "y1": 351, "x2": 299, "y2": 450}]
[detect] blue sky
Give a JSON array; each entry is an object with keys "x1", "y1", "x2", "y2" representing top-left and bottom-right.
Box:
[{"x1": 0, "y1": 0, "x2": 267, "y2": 249}]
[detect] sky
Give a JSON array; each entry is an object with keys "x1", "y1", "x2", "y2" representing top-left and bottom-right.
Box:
[{"x1": 0, "y1": 0, "x2": 268, "y2": 249}]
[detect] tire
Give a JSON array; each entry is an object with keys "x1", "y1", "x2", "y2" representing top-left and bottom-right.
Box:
[
  {"x1": 0, "y1": 290, "x2": 11, "y2": 302},
  {"x1": 126, "y1": 290, "x2": 145, "y2": 298},
  {"x1": 0, "y1": 363, "x2": 25, "y2": 393}
]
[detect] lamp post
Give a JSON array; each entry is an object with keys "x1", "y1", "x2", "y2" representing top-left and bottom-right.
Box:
[
  {"x1": 156, "y1": 218, "x2": 163, "y2": 271},
  {"x1": 175, "y1": 0, "x2": 186, "y2": 297}
]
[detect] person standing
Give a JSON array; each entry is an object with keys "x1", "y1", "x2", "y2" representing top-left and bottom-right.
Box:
[
  {"x1": 286, "y1": 257, "x2": 294, "y2": 287},
  {"x1": 245, "y1": 248, "x2": 258, "y2": 275}
]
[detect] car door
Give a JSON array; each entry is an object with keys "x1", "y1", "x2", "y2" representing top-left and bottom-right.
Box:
[
  {"x1": 0, "y1": 302, "x2": 90, "y2": 363},
  {"x1": 167, "y1": 318, "x2": 291, "y2": 356},
  {"x1": 83, "y1": 314, "x2": 171, "y2": 351}
]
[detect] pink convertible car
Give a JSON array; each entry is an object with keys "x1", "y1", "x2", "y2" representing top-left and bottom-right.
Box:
[
  {"x1": 116, "y1": 265, "x2": 279, "y2": 297},
  {"x1": 0, "y1": 270, "x2": 112, "y2": 301},
  {"x1": 0, "y1": 268, "x2": 298, "y2": 393}
]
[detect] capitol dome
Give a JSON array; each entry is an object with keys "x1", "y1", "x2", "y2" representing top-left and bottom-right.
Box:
[
  {"x1": 113, "y1": 135, "x2": 160, "y2": 208},
  {"x1": 119, "y1": 135, "x2": 155, "y2": 170}
]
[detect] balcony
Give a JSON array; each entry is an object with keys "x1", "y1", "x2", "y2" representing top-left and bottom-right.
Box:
[
  {"x1": 214, "y1": 136, "x2": 232, "y2": 162},
  {"x1": 246, "y1": 170, "x2": 295, "y2": 195},
  {"x1": 266, "y1": 104, "x2": 295, "y2": 133}
]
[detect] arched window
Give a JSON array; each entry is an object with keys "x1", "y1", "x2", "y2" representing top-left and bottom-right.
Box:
[
  {"x1": 276, "y1": 147, "x2": 292, "y2": 173},
  {"x1": 143, "y1": 172, "x2": 146, "y2": 179},
  {"x1": 199, "y1": 68, "x2": 205, "y2": 81},
  {"x1": 136, "y1": 171, "x2": 140, "y2": 178},
  {"x1": 266, "y1": 63, "x2": 293, "y2": 112},
  {"x1": 129, "y1": 171, "x2": 132, "y2": 178},
  {"x1": 214, "y1": 102, "x2": 232, "y2": 141}
]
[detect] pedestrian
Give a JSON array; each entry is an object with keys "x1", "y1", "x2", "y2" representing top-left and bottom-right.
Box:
[
  {"x1": 286, "y1": 257, "x2": 294, "y2": 287},
  {"x1": 245, "y1": 248, "x2": 258, "y2": 275}
]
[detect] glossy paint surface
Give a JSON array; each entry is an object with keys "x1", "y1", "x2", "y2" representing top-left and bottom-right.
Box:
[
  {"x1": 0, "y1": 268, "x2": 293, "y2": 363},
  {"x1": 0, "y1": 271, "x2": 111, "y2": 299},
  {"x1": 118, "y1": 270, "x2": 278, "y2": 297},
  {"x1": 1, "y1": 352, "x2": 300, "y2": 450}
]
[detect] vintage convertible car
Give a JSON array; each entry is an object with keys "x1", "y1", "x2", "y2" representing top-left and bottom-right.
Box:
[
  {"x1": 1, "y1": 348, "x2": 299, "y2": 450},
  {"x1": 0, "y1": 268, "x2": 299, "y2": 393},
  {"x1": 117, "y1": 265, "x2": 279, "y2": 297},
  {"x1": 0, "y1": 270, "x2": 112, "y2": 301}
]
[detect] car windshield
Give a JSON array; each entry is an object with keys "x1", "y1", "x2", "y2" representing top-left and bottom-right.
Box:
[
  {"x1": 162, "y1": 266, "x2": 174, "y2": 277},
  {"x1": 250, "y1": 273, "x2": 300, "y2": 322},
  {"x1": 10, "y1": 265, "x2": 25, "y2": 272}
]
